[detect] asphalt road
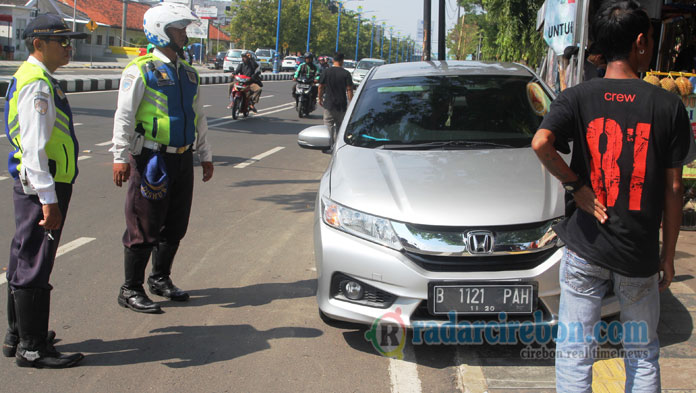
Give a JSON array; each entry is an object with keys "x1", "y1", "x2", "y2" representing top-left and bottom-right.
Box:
[
  {"x1": 0, "y1": 81, "x2": 486, "y2": 393},
  {"x1": 1, "y1": 81, "x2": 694, "y2": 393}
]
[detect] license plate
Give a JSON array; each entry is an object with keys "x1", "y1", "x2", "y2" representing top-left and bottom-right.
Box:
[
  {"x1": 298, "y1": 84, "x2": 311, "y2": 88},
  {"x1": 429, "y1": 282, "x2": 537, "y2": 315}
]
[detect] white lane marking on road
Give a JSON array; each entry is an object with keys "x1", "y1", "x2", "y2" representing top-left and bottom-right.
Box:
[
  {"x1": 73, "y1": 123, "x2": 84, "y2": 126},
  {"x1": 204, "y1": 104, "x2": 213, "y2": 108},
  {"x1": 0, "y1": 134, "x2": 6, "y2": 138},
  {"x1": 0, "y1": 176, "x2": 8, "y2": 181},
  {"x1": 55, "y1": 237, "x2": 96, "y2": 258},
  {"x1": 389, "y1": 343, "x2": 422, "y2": 393},
  {"x1": 77, "y1": 155, "x2": 91, "y2": 161},
  {"x1": 234, "y1": 146, "x2": 285, "y2": 169},
  {"x1": 260, "y1": 95, "x2": 275, "y2": 99},
  {"x1": 0, "y1": 237, "x2": 96, "y2": 286},
  {"x1": 455, "y1": 347, "x2": 487, "y2": 393},
  {"x1": 66, "y1": 90, "x2": 118, "y2": 95},
  {"x1": 207, "y1": 102, "x2": 294, "y2": 127},
  {"x1": 96, "y1": 141, "x2": 112, "y2": 146}
]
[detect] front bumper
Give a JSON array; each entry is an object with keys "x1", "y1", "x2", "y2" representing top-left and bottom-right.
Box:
[{"x1": 315, "y1": 217, "x2": 620, "y2": 328}]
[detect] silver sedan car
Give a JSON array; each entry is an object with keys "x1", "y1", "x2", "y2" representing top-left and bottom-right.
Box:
[{"x1": 298, "y1": 61, "x2": 619, "y2": 328}]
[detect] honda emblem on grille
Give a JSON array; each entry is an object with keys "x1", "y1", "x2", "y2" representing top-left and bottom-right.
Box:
[{"x1": 466, "y1": 231, "x2": 494, "y2": 254}]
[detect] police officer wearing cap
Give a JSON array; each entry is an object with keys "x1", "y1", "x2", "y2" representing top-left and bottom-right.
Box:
[
  {"x1": 111, "y1": 2, "x2": 213, "y2": 314},
  {"x1": 2, "y1": 13, "x2": 86, "y2": 368}
]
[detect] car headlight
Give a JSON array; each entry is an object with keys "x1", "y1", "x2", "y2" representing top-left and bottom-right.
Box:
[{"x1": 322, "y1": 197, "x2": 402, "y2": 250}]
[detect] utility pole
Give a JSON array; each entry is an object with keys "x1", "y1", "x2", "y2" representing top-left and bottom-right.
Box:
[
  {"x1": 423, "y1": 0, "x2": 430, "y2": 61},
  {"x1": 72, "y1": 0, "x2": 77, "y2": 32},
  {"x1": 438, "y1": 0, "x2": 445, "y2": 60},
  {"x1": 121, "y1": 0, "x2": 127, "y2": 46},
  {"x1": 456, "y1": 6, "x2": 465, "y2": 60}
]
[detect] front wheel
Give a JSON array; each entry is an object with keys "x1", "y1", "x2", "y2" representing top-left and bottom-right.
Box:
[
  {"x1": 232, "y1": 96, "x2": 241, "y2": 120},
  {"x1": 298, "y1": 99, "x2": 305, "y2": 118}
]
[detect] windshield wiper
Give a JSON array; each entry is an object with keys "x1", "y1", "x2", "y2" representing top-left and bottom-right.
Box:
[{"x1": 377, "y1": 140, "x2": 516, "y2": 150}]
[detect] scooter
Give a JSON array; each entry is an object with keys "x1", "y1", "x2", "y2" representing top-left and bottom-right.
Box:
[
  {"x1": 294, "y1": 76, "x2": 316, "y2": 118},
  {"x1": 230, "y1": 74, "x2": 251, "y2": 120}
]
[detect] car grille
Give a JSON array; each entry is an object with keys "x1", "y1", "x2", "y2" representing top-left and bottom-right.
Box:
[{"x1": 403, "y1": 247, "x2": 559, "y2": 272}]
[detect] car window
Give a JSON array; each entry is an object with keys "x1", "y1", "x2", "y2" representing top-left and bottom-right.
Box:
[
  {"x1": 357, "y1": 61, "x2": 384, "y2": 70},
  {"x1": 344, "y1": 75, "x2": 552, "y2": 149},
  {"x1": 344, "y1": 61, "x2": 356, "y2": 68},
  {"x1": 256, "y1": 50, "x2": 272, "y2": 57},
  {"x1": 227, "y1": 50, "x2": 244, "y2": 58}
]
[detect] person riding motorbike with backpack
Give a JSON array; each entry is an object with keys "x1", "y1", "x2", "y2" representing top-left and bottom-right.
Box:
[
  {"x1": 228, "y1": 51, "x2": 262, "y2": 112},
  {"x1": 292, "y1": 52, "x2": 319, "y2": 104}
]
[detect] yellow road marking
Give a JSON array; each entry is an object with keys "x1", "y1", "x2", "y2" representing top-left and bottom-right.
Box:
[{"x1": 592, "y1": 358, "x2": 626, "y2": 393}]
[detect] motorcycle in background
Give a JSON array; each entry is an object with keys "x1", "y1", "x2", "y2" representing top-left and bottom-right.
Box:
[
  {"x1": 230, "y1": 74, "x2": 252, "y2": 120},
  {"x1": 295, "y1": 76, "x2": 316, "y2": 118}
]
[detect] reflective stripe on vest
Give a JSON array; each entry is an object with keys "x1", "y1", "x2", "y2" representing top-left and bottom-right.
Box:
[
  {"x1": 4, "y1": 62, "x2": 79, "y2": 183},
  {"x1": 128, "y1": 54, "x2": 199, "y2": 147}
]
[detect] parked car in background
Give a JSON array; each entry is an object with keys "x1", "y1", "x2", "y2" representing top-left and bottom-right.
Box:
[
  {"x1": 343, "y1": 59, "x2": 356, "y2": 74},
  {"x1": 282, "y1": 56, "x2": 299, "y2": 72},
  {"x1": 297, "y1": 60, "x2": 620, "y2": 328},
  {"x1": 223, "y1": 49, "x2": 256, "y2": 73},
  {"x1": 351, "y1": 58, "x2": 385, "y2": 85},
  {"x1": 255, "y1": 48, "x2": 277, "y2": 72},
  {"x1": 213, "y1": 51, "x2": 225, "y2": 70}
]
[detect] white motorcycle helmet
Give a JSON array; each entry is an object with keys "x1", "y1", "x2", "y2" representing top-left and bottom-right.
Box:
[{"x1": 143, "y1": 2, "x2": 199, "y2": 49}]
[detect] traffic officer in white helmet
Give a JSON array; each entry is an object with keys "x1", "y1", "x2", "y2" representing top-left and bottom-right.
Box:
[{"x1": 111, "y1": 2, "x2": 213, "y2": 314}]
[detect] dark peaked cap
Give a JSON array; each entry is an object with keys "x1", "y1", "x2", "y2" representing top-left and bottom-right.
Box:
[{"x1": 23, "y1": 13, "x2": 88, "y2": 39}]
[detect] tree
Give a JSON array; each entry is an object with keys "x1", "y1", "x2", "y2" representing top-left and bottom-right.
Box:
[
  {"x1": 451, "y1": 0, "x2": 546, "y2": 67},
  {"x1": 226, "y1": 0, "x2": 393, "y2": 61}
]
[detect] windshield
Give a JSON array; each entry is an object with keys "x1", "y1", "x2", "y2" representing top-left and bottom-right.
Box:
[
  {"x1": 227, "y1": 50, "x2": 244, "y2": 58},
  {"x1": 344, "y1": 61, "x2": 356, "y2": 68},
  {"x1": 256, "y1": 50, "x2": 272, "y2": 57},
  {"x1": 344, "y1": 75, "x2": 552, "y2": 149},
  {"x1": 357, "y1": 60, "x2": 384, "y2": 70}
]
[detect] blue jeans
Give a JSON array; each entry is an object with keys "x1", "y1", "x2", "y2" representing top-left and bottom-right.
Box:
[{"x1": 555, "y1": 248, "x2": 661, "y2": 393}]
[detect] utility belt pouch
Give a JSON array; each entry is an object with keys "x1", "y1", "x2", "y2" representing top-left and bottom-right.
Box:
[
  {"x1": 130, "y1": 123, "x2": 146, "y2": 156},
  {"x1": 18, "y1": 168, "x2": 37, "y2": 195}
]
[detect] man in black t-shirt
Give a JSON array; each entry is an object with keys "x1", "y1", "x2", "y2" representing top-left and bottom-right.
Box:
[
  {"x1": 318, "y1": 52, "x2": 354, "y2": 146},
  {"x1": 532, "y1": 2, "x2": 691, "y2": 392}
]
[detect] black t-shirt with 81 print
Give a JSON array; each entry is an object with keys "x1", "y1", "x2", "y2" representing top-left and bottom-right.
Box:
[{"x1": 539, "y1": 77, "x2": 691, "y2": 277}]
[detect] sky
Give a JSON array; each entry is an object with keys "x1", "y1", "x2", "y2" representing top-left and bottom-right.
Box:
[{"x1": 341, "y1": 0, "x2": 460, "y2": 53}]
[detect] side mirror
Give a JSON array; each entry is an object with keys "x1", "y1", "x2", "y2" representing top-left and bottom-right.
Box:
[{"x1": 298, "y1": 125, "x2": 331, "y2": 150}]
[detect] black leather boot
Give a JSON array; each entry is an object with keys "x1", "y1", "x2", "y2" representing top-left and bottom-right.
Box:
[
  {"x1": 148, "y1": 242, "x2": 189, "y2": 301},
  {"x1": 14, "y1": 288, "x2": 83, "y2": 368},
  {"x1": 118, "y1": 247, "x2": 162, "y2": 313},
  {"x1": 4, "y1": 286, "x2": 57, "y2": 358}
]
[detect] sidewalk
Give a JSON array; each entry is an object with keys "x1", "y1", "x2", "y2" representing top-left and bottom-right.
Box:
[
  {"x1": 478, "y1": 230, "x2": 696, "y2": 392},
  {"x1": 0, "y1": 59, "x2": 293, "y2": 95}
]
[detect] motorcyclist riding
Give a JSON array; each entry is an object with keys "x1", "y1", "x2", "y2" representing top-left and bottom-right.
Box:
[
  {"x1": 230, "y1": 51, "x2": 262, "y2": 112},
  {"x1": 293, "y1": 52, "x2": 319, "y2": 104}
]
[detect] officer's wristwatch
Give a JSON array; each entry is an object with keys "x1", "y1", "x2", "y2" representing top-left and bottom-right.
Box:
[{"x1": 562, "y1": 177, "x2": 585, "y2": 194}]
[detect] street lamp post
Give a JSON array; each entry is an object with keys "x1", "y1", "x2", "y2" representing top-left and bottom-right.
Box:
[
  {"x1": 388, "y1": 27, "x2": 393, "y2": 63},
  {"x1": 306, "y1": 0, "x2": 313, "y2": 53},
  {"x1": 380, "y1": 22, "x2": 386, "y2": 59},
  {"x1": 369, "y1": 15, "x2": 376, "y2": 58},
  {"x1": 274, "y1": 0, "x2": 282, "y2": 73},
  {"x1": 335, "y1": 1, "x2": 342, "y2": 52},
  {"x1": 354, "y1": 6, "x2": 362, "y2": 61}
]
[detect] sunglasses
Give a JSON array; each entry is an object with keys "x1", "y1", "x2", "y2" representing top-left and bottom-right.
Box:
[{"x1": 43, "y1": 37, "x2": 72, "y2": 47}]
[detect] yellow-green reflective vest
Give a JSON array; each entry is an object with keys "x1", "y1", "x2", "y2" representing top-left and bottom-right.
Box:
[
  {"x1": 127, "y1": 54, "x2": 199, "y2": 147},
  {"x1": 4, "y1": 61, "x2": 79, "y2": 184}
]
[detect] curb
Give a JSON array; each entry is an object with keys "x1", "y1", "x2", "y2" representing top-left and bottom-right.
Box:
[{"x1": 0, "y1": 72, "x2": 293, "y2": 96}]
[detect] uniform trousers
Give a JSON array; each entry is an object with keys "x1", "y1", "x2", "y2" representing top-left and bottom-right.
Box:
[
  {"x1": 122, "y1": 148, "x2": 194, "y2": 249},
  {"x1": 7, "y1": 180, "x2": 72, "y2": 290}
]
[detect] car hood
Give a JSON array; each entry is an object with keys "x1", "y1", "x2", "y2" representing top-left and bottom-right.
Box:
[{"x1": 329, "y1": 146, "x2": 565, "y2": 226}]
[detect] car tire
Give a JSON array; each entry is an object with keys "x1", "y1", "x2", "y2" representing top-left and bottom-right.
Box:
[{"x1": 318, "y1": 309, "x2": 364, "y2": 329}]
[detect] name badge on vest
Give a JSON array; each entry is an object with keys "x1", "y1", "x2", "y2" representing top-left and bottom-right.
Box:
[
  {"x1": 55, "y1": 86, "x2": 66, "y2": 100},
  {"x1": 156, "y1": 68, "x2": 175, "y2": 87},
  {"x1": 187, "y1": 71, "x2": 197, "y2": 84}
]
